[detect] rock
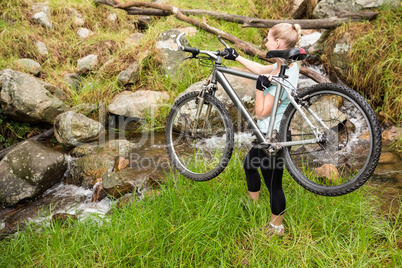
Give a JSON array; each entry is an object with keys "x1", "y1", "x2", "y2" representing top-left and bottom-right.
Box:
[
  {"x1": 114, "y1": 157, "x2": 130, "y2": 172},
  {"x1": 69, "y1": 142, "x2": 100, "y2": 157},
  {"x1": 314, "y1": 163, "x2": 340, "y2": 183},
  {"x1": 0, "y1": 69, "x2": 67, "y2": 123},
  {"x1": 107, "y1": 13, "x2": 118, "y2": 22},
  {"x1": 300, "y1": 31, "x2": 322, "y2": 49},
  {"x1": 117, "y1": 62, "x2": 140, "y2": 85},
  {"x1": 51, "y1": 213, "x2": 77, "y2": 227},
  {"x1": 308, "y1": 30, "x2": 331, "y2": 55},
  {"x1": 156, "y1": 27, "x2": 197, "y2": 76},
  {"x1": 108, "y1": 90, "x2": 169, "y2": 118},
  {"x1": 67, "y1": 152, "x2": 116, "y2": 188},
  {"x1": 69, "y1": 139, "x2": 136, "y2": 158},
  {"x1": 71, "y1": 103, "x2": 98, "y2": 115},
  {"x1": 313, "y1": 0, "x2": 399, "y2": 19},
  {"x1": 63, "y1": 73, "x2": 82, "y2": 90},
  {"x1": 0, "y1": 140, "x2": 67, "y2": 207},
  {"x1": 379, "y1": 152, "x2": 399, "y2": 164},
  {"x1": 32, "y1": 6, "x2": 53, "y2": 29},
  {"x1": 102, "y1": 168, "x2": 148, "y2": 198},
  {"x1": 124, "y1": 33, "x2": 145, "y2": 46},
  {"x1": 77, "y1": 28, "x2": 94, "y2": 40},
  {"x1": 382, "y1": 126, "x2": 400, "y2": 142},
  {"x1": 32, "y1": 11, "x2": 53, "y2": 29},
  {"x1": 67, "y1": 8, "x2": 85, "y2": 27},
  {"x1": 291, "y1": 0, "x2": 314, "y2": 19},
  {"x1": 104, "y1": 139, "x2": 136, "y2": 158},
  {"x1": 14, "y1": 58, "x2": 41, "y2": 76},
  {"x1": 67, "y1": 139, "x2": 136, "y2": 188},
  {"x1": 54, "y1": 111, "x2": 106, "y2": 147},
  {"x1": 35, "y1": 41, "x2": 48, "y2": 56},
  {"x1": 77, "y1": 54, "x2": 98, "y2": 74}
]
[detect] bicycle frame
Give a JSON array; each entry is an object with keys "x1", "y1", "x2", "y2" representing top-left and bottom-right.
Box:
[
  {"x1": 210, "y1": 64, "x2": 328, "y2": 148},
  {"x1": 176, "y1": 33, "x2": 328, "y2": 148}
]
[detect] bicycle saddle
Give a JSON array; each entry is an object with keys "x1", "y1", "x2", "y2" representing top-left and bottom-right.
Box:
[{"x1": 266, "y1": 48, "x2": 307, "y2": 61}]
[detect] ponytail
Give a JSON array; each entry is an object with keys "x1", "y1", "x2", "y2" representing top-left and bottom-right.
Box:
[{"x1": 271, "y1": 23, "x2": 302, "y2": 48}]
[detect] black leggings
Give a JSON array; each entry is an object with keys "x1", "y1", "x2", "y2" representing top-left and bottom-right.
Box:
[{"x1": 243, "y1": 147, "x2": 286, "y2": 215}]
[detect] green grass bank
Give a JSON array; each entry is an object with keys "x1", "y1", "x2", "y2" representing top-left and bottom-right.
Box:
[{"x1": 0, "y1": 150, "x2": 401, "y2": 267}]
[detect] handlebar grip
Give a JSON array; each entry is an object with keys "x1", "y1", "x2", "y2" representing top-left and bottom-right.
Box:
[{"x1": 182, "y1": 46, "x2": 200, "y2": 54}]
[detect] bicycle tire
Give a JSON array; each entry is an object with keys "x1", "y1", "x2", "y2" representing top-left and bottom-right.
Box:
[
  {"x1": 165, "y1": 91, "x2": 234, "y2": 181},
  {"x1": 279, "y1": 83, "x2": 382, "y2": 196}
]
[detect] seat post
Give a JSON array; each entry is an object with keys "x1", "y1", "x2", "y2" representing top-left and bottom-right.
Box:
[{"x1": 278, "y1": 59, "x2": 289, "y2": 78}]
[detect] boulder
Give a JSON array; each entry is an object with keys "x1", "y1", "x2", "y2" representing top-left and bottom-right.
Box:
[
  {"x1": 291, "y1": 0, "x2": 313, "y2": 19},
  {"x1": 31, "y1": 3, "x2": 53, "y2": 29},
  {"x1": 117, "y1": 62, "x2": 140, "y2": 85},
  {"x1": 382, "y1": 126, "x2": 400, "y2": 142},
  {"x1": 0, "y1": 69, "x2": 67, "y2": 123},
  {"x1": 313, "y1": 163, "x2": 340, "y2": 184},
  {"x1": 69, "y1": 139, "x2": 136, "y2": 158},
  {"x1": 54, "y1": 111, "x2": 106, "y2": 147},
  {"x1": 313, "y1": 0, "x2": 399, "y2": 19},
  {"x1": 67, "y1": 152, "x2": 116, "y2": 189},
  {"x1": 14, "y1": 59, "x2": 41, "y2": 76},
  {"x1": 0, "y1": 140, "x2": 67, "y2": 207},
  {"x1": 102, "y1": 168, "x2": 152, "y2": 198},
  {"x1": 77, "y1": 54, "x2": 98, "y2": 74},
  {"x1": 156, "y1": 27, "x2": 197, "y2": 76},
  {"x1": 67, "y1": 139, "x2": 136, "y2": 188},
  {"x1": 108, "y1": 90, "x2": 169, "y2": 118},
  {"x1": 63, "y1": 73, "x2": 82, "y2": 90}
]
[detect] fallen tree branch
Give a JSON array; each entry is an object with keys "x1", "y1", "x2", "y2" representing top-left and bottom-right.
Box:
[
  {"x1": 242, "y1": 12, "x2": 378, "y2": 29},
  {"x1": 0, "y1": 129, "x2": 54, "y2": 160},
  {"x1": 95, "y1": 0, "x2": 330, "y2": 83},
  {"x1": 96, "y1": 0, "x2": 378, "y2": 29}
]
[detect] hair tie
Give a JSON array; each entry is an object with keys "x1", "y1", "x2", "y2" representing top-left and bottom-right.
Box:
[{"x1": 292, "y1": 24, "x2": 296, "y2": 30}]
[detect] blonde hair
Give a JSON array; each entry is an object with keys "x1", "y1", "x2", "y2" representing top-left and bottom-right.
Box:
[{"x1": 271, "y1": 23, "x2": 302, "y2": 48}]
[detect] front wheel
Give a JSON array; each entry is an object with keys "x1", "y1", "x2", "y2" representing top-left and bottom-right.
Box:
[
  {"x1": 165, "y1": 91, "x2": 234, "y2": 181},
  {"x1": 279, "y1": 83, "x2": 382, "y2": 196}
]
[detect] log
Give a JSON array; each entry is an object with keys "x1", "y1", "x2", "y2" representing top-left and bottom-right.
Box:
[
  {"x1": 242, "y1": 12, "x2": 378, "y2": 29},
  {"x1": 0, "y1": 128, "x2": 54, "y2": 160},
  {"x1": 95, "y1": 0, "x2": 378, "y2": 29}
]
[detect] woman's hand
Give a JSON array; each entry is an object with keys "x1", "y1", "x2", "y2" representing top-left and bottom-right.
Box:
[
  {"x1": 223, "y1": 48, "x2": 239, "y2": 61},
  {"x1": 256, "y1": 75, "x2": 271, "y2": 91}
]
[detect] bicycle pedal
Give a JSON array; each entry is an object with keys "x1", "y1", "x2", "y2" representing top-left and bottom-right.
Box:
[{"x1": 263, "y1": 143, "x2": 283, "y2": 157}]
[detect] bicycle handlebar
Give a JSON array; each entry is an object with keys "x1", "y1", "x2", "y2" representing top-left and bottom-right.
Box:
[{"x1": 176, "y1": 33, "x2": 229, "y2": 60}]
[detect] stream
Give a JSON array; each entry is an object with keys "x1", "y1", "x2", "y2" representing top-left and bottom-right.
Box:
[{"x1": 1, "y1": 31, "x2": 401, "y2": 236}]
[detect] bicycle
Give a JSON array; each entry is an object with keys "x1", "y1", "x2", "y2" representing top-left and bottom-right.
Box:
[{"x1": 165, "y1": 33, "x2": 382, "y2": 196}]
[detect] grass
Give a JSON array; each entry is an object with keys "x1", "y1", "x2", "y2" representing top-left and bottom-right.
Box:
[
  {"x1": 0, "y1": 149, "x2": 401, "y2": 267},
  {"x1": 0, "y1": 2, "x2": 401, "y2": 264},
  {"x1": 324, "y1": 5, "x2": 402, "y2": 124}
]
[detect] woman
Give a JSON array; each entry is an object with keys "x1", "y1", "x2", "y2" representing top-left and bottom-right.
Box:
[{"x1": 224, "y1": 23, "x2": 302, "y2": 235}]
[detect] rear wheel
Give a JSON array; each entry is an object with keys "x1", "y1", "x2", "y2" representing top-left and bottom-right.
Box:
[
  {"x1": 165, "y1": 91, "x2": 234, "y2": 181},
  {"x1": 279, "y1": 83, "x2": 382, "y2": 196}
]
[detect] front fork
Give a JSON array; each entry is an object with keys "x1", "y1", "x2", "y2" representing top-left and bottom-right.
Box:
[{"x1": 193, "y1": 82, "x2": 215, "y2": 135}]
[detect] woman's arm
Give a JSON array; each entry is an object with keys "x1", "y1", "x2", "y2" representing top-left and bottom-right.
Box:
[
  {"x1": 255, "y1": 91, "x2": 275, "y2": 120},
  {"x1": 236, "y1": 56, "x2": 275, "y2": 75}
]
